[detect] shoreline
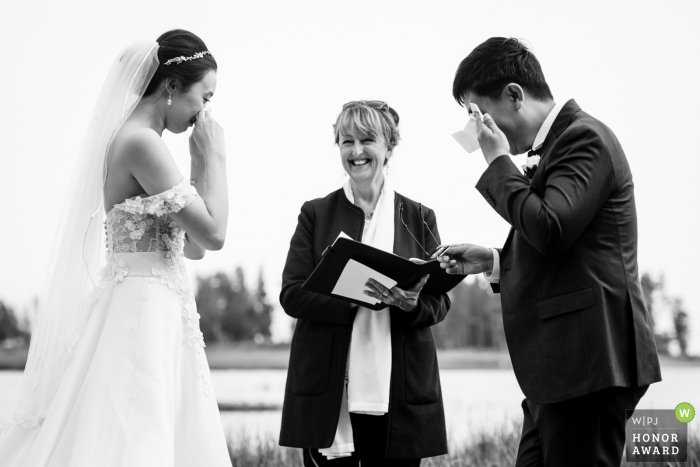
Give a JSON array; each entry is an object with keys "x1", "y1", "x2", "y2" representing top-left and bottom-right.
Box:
[{"x1": 1, "y1": 345, "x2": 698, "y2": 371}]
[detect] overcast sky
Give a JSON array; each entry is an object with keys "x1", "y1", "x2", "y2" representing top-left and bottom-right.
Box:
[{"x1": 1, "y1": 0, "x2": 698, "y2": 352}]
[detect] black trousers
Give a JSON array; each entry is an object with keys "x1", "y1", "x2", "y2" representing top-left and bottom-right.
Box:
[
  {"x1": 303, "y1": 414, "x2": 421, "y2": 467},
  {"x1": 515, "y1": 385, "x2": 649, "y2": 467}
]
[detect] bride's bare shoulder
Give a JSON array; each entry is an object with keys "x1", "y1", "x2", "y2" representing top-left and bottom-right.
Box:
[
  {"x1": 106, "y1": 121, "x2": 180, "y2": 198},
  {"x1": 111, "y1": 124, "x2": 169, "y2": 163}
]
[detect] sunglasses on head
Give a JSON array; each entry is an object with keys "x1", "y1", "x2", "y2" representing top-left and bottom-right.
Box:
[{"x1": 342, "y1": 100, "x2": 389, "y2": 112}]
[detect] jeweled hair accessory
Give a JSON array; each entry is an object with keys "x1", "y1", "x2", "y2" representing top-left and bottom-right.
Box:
[{"x1": 164, "y1": 51, "x2": 211, "y2": 66}]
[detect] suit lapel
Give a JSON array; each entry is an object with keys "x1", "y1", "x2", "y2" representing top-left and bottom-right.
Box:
[
  {"x1": 337, "y1": 189, "x2": 366, "y2": 242},
  {"x1": 538, "y1": 99, "x2": 581, "y2": 159},
  {"x1": 509, "y1": 101, "x2": 582, "y2": 253}
]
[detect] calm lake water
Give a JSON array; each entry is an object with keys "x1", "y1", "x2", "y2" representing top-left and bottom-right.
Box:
[{"x1": 1, "y1": 366, "x2": 697, "y2": 446}]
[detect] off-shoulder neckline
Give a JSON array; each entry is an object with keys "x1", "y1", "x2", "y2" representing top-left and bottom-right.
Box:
[{"x1": 106, "y1": 178, "x2": 189, "y2": 216}]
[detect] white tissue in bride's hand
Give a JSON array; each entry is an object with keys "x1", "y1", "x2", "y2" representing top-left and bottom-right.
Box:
[{"x1": 451, "y1": 103, "x2": 484, "y2": 154}]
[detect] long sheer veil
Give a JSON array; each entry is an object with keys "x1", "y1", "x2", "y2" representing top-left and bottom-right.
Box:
[{"x1": 8, "y1": 40, "x2": 160, "y2": 429}]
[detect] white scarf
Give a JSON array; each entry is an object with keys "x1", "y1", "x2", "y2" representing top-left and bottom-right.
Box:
[{"x1": 320, "y1": 177, "x2": 395, "y2": 459}]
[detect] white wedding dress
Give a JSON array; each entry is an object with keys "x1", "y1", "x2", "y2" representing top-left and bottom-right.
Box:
[{"x1": 0, "y1": 180, "x2": 232, "y2": 467}]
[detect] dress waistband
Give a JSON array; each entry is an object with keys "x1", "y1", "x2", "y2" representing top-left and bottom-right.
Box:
[{"x1": 113, "y1": 251, "x2": 170, "y2": 277}]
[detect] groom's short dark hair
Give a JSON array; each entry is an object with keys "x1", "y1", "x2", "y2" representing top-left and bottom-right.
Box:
[{"x1": 452, "y1": 37, "x2": 553, "y2": 106}]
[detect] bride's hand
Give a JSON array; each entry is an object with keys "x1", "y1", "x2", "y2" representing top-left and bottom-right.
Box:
[{"x1": 192, "y1": 108, "x2": 226, "y2": 159}]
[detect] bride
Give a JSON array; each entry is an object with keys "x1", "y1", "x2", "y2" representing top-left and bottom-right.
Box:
[{"x1": 0, "y1": 29, "x2": 232, "y2": 466}]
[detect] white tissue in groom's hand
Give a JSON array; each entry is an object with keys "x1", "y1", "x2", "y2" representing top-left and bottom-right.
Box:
[
  {"x1": 452, "y1": 117, "x2": 480, "y2": 153},
  {"x1": 452, "y1": 103, "x2": 484, "y2": 154}
]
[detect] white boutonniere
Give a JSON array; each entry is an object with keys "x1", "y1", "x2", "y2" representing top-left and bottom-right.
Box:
[{"x1": 522, "y1": 155, "x2": 541, "y2": 180}]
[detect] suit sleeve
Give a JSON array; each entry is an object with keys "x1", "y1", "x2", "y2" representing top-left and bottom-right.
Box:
[
  {"x1": 279, "y1": 202, "x2": 353, "y2": 325},
  {"x1": 476, "y1": 125, "x2": 615, "y2": 256},
  {"x1": 394, "y1": 208, "x2": 452, "y2": 328}
]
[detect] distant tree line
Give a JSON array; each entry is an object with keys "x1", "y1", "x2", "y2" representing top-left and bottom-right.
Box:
[
  {"x1": 0, "y1": 301, "x2": 30, "y2": 347},
  {"x1": 0, "y1": 270, "x2": 692, "y2": 355},
  {"x1": 195, "y1": 267, "x2": 273, "y2": 345},
  {"x1": 433, "y1": 278, "x2": 506, "y2": 350},
  {"x1": 432, "y1": 272, "x2": 692, "y2": 355},
  {"x1": 641, "y1": 272, "x2": 690, "y2": 356}
]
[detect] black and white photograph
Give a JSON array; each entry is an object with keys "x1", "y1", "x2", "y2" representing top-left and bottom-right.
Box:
[{"x1": 0, "y1": 1, "x2": 698, "y2": 466}]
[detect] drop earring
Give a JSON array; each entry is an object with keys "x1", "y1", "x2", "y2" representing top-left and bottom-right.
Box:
[{"x1": 167, "y1": 91, "x2": 172, "y2": 106}]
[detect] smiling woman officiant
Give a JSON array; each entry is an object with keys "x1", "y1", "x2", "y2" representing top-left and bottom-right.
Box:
[{"x1": 279, "y1": 101, "x2": 451, "y2": 466}]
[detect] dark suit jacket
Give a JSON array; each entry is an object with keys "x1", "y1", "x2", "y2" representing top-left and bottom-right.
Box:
[
  {"x1": 278, "y1": 189, "x2": 450, "y2": 459},
  {"x1": 476, "y1": 99, "x2": 661, "y2": 405}
]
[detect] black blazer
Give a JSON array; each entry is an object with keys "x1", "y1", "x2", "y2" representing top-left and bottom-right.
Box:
[
  {"x1": 278, "y1": 189, "x2": 450, "y2": 459},
  {"x1": 476, "y1": 99, "x2": 661, "y2": 404}
]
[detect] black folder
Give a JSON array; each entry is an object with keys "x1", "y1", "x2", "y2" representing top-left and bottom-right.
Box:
[{"x1": 302, "y1": 237, "x2": 466, "y2": 310}]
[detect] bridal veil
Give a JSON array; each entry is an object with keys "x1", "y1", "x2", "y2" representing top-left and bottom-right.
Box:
[{"x1": 8, "y1": 40, "x2": 160, "y2": 430}]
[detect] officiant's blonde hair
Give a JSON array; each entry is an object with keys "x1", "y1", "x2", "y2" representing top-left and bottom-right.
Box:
[{"x1": 333, "y1": 102, "x2": 401, "y2": 151}]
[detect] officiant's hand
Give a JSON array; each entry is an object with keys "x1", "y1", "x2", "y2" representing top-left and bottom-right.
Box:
[
  {"x1": 364, "y1": 275, "x2": 430, "y2": 312},
  {"x1": 437, "y1": 244, "x2": 493, "y2": 275},
  {"x1": 476, "y1": 113, "x2": 510, "y2": 165}
]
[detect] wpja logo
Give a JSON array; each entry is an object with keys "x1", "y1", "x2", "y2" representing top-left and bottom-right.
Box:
[{"x1": 625, "y1": 404, "x2": 694, "y2": 463}]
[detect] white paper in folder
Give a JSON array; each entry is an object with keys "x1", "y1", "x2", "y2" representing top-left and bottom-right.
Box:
[{"x1": 331, "y1": 259, "x2": 397, "y2": 305}]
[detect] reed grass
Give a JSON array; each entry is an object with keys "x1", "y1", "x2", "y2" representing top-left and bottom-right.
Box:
[{"x1": 226, "y1": 422, "x2": 700, "y2": 467}]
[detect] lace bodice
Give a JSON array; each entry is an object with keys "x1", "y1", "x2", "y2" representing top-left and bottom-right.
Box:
[
  {"x1": 100, "y1": 179, "x2": 208, "y2": 395},
  {"x1": 3, "y1": 180, "x2": 206, "y2": 433},
  {"x1": 106, "y1": 179, "x2": 198, "y2": 254}
]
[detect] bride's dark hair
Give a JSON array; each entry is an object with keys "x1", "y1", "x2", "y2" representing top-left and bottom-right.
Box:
[{"x1": 144, "y1": 29, "x2": 217, "y2": 97}]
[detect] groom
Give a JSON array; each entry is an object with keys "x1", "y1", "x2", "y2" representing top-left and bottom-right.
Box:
[{"x1": 440, "y1": 38, "x2": 661, "y2": 466}]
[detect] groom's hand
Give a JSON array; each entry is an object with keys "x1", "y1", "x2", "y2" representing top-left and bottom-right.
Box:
[
  {"x1": 476, "y1": 113, "x2": 510, "y2": 165},
  {"x1": 437, "y1": 244, "x2": 494, "y2": 275}
]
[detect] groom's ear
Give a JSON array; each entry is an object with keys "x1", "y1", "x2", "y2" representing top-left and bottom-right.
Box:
[{"x1": 504, "y1": 83, "x2": 525, "y2": 111}]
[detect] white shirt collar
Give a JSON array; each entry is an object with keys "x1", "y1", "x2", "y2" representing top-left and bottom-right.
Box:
[{"x1": 532, "y1": 100, "x2": 568, "y2": 152}]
